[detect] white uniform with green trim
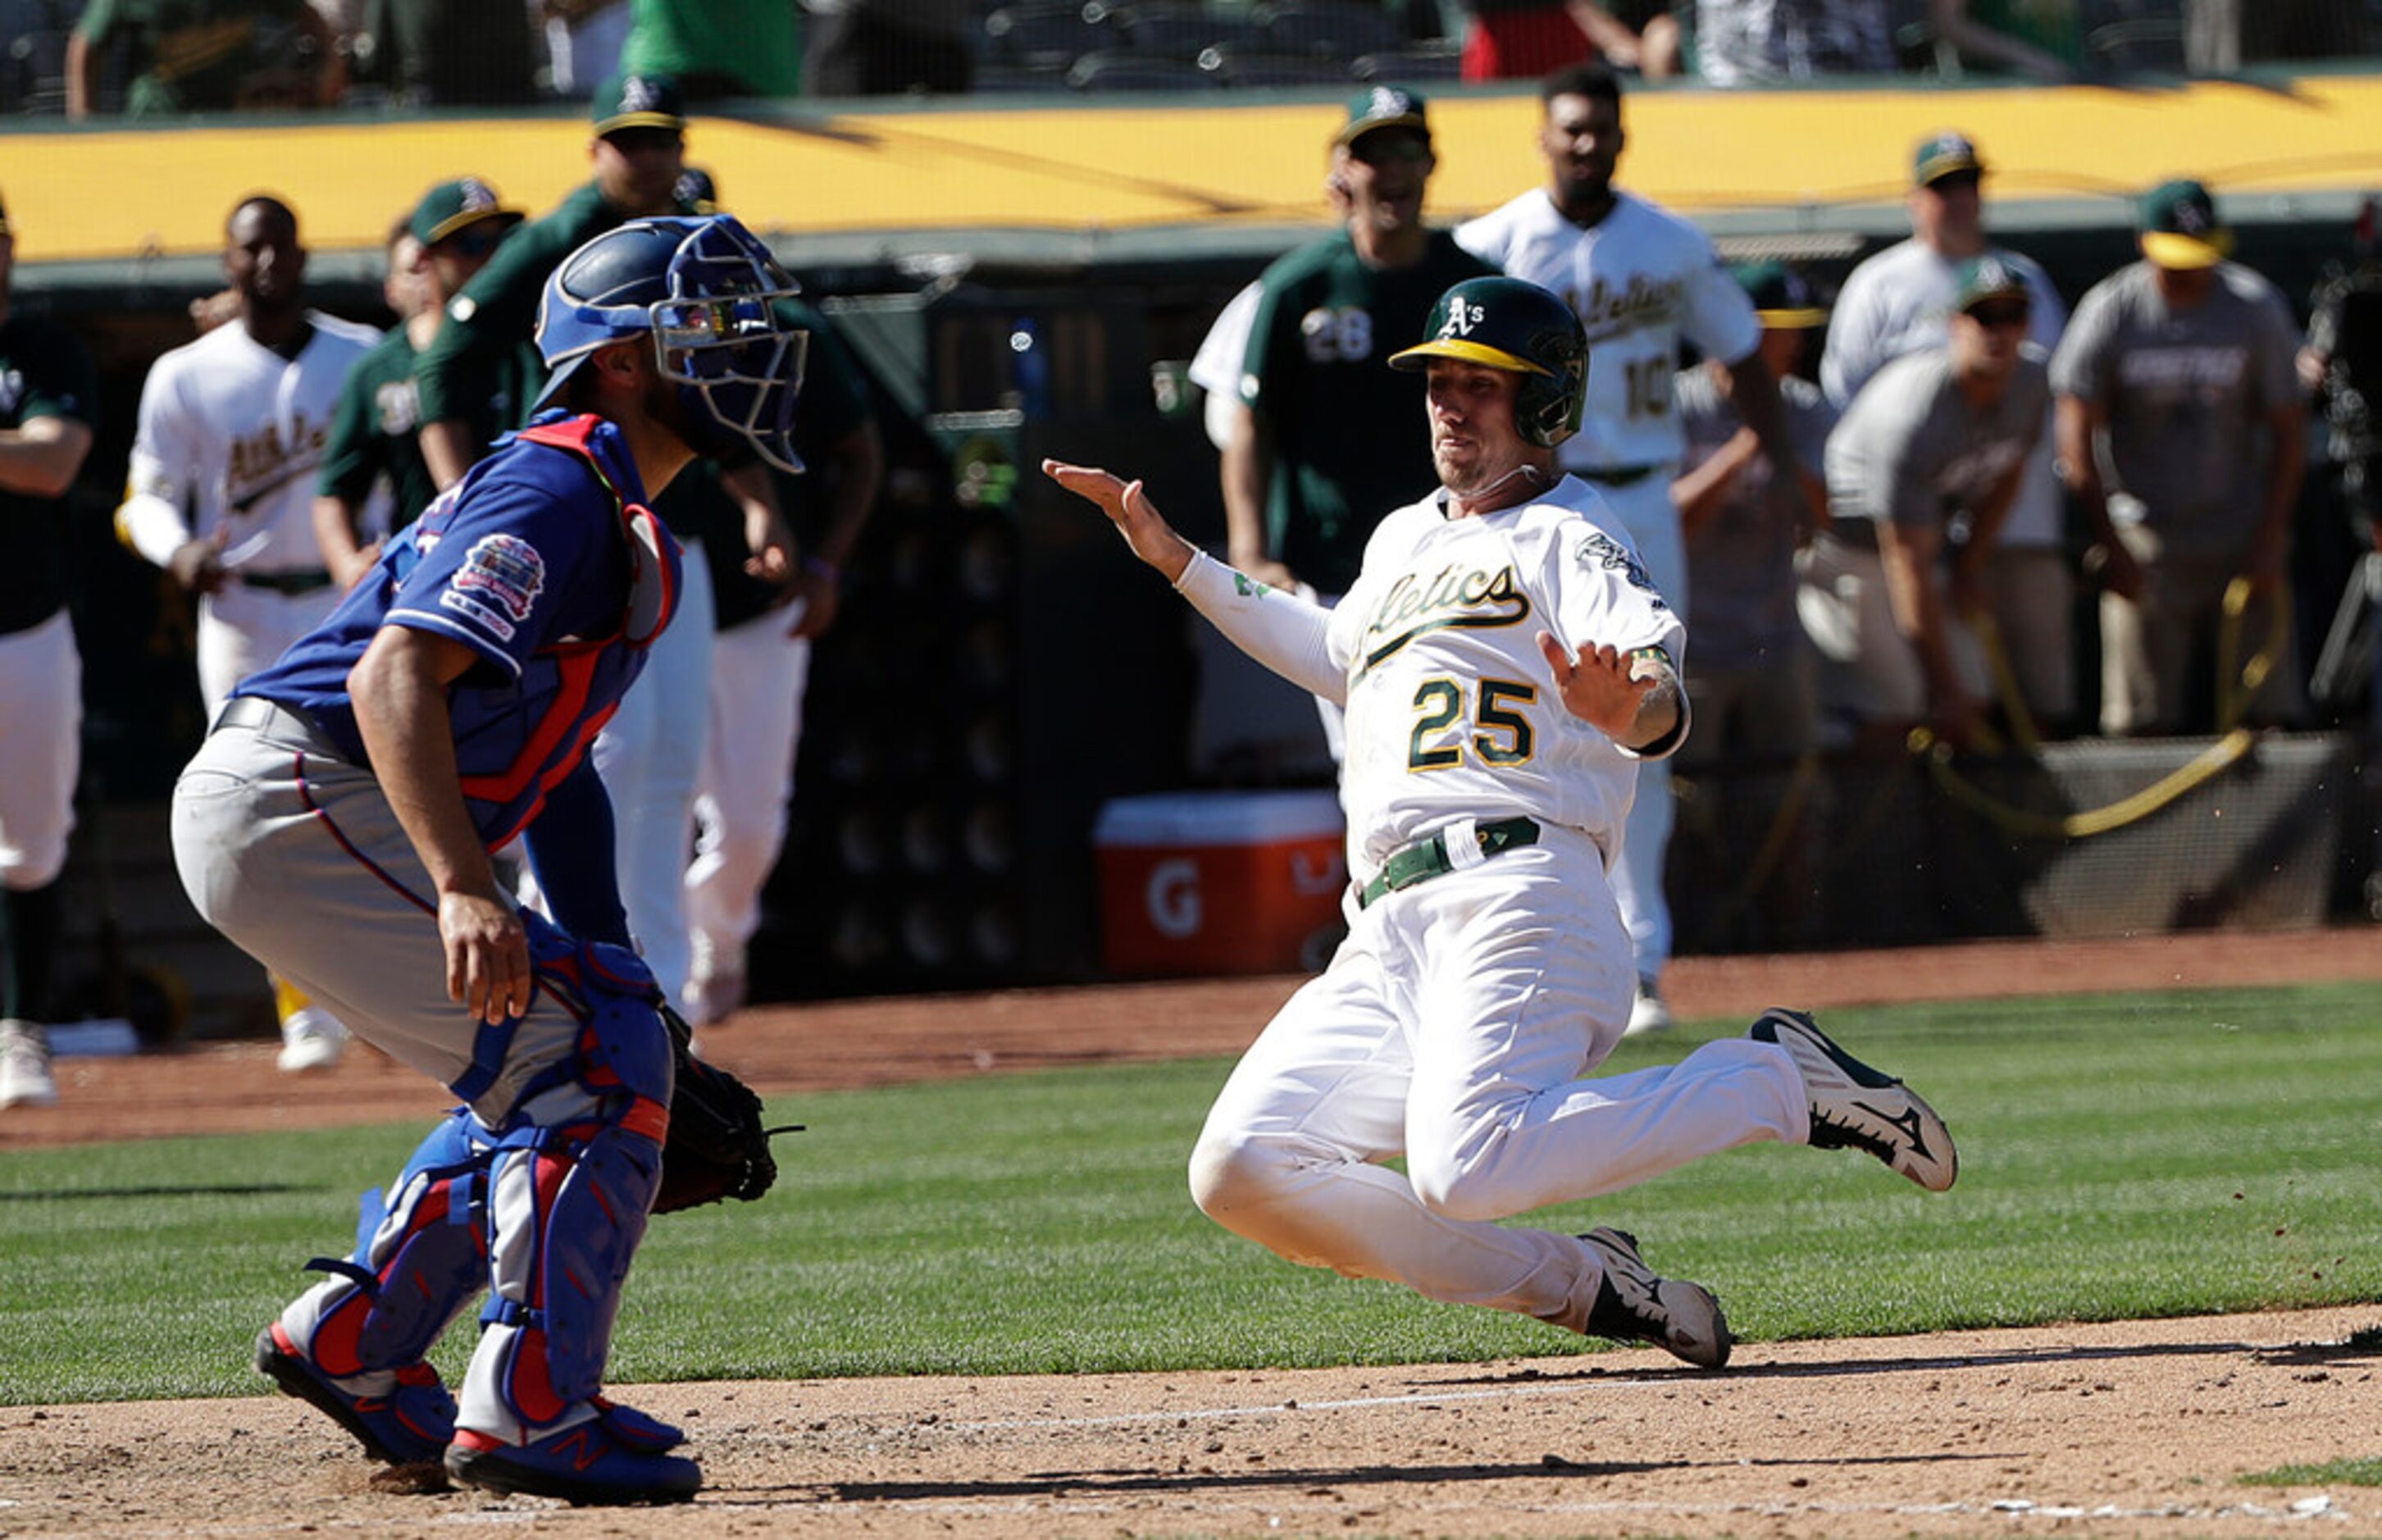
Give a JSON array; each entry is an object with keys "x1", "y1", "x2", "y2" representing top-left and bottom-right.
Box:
[{"x1": 1175, "y1": 476, "x2": 1810, "y2": 1332}]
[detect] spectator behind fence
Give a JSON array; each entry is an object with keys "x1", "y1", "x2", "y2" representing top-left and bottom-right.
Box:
[
  {"x1": 2300, "y1": 197, "x2": 2382, "y2": 549},
  {"x1": 314, "y1": 179, "x2": 530, "y2": 591},
  {"x1": 1809, "y1": 256, "x2": 2049, "y2": 753},
  {"x1": 2184, "y1": 0, "x2": 2371, "y2": 74},
  {"x1": 1924, "y1": 0, "x2": 2079, "y2": 82},
  {"x1": 1823, "y1": 132, "x2": 2077, "y2": 736},
  {"x1": 618, "y1": 0, "x2": 801, "y2": 101},
  {"x1": 1455, "y1": 2, "x2": 1683, "y2": 81},
  {"x1": 1223, "y1": 87, "x2": 1497, "y2": 762},
  {"x1": 2052, "y1": 180, "x2": 2309, "y2": 735},
  {"x1": 68, "y1": 0, "x2": 345, "y2": 116},
  {"x1": 802, "y1": 0, "x2": 974, "y2": 96},
  {"x1": 0, "y1": 188, "x2": 100, "y2": 1112},
  {"x1": 1692, "y1": 0, "x2": 1896, "y2": 86},
  {"x1": 1456, "y1": 62, "x2": 1810, "y2": 1035}
]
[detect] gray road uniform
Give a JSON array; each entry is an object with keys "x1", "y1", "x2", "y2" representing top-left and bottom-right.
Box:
[
  {"x1": 1822, "y1": 240, "x2": 2075, "y2": 722},
  {"x1": 2049, "y1": 260, "x2": 2307, "y2": 731},
  {"x1": 1806, "y1": 346, "x2": 2049, "y2": 727}
]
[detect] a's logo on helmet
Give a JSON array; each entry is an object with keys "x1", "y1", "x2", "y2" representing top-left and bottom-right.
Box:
[
  {"x1": 620, "y1": 75, "x2": 662, "y2": 112},
  {"x1": 1438, "y1": 299, "x2": 1483, "y2": 340},
  {"x1": 458, "y1": 178, "x2": 496, "y2": 213},
  {"x1": 1370, "y1": 86, "x2": 1412, "y2": 118},
  {"x1": 2174, "y1": 199, "x2": 2211, "y2": 235}
]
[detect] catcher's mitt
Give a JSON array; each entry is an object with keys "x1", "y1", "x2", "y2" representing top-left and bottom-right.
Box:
[{"x1": 654, "y1": 1005, "x2": 798, "y2": 1214}]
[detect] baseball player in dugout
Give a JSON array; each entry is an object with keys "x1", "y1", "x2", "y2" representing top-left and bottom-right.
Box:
[
  {"x1": 1811, "y1": 256, "x2": 2051, "y2": 751},
  {"x1": 0, "y1": 190, "x2": 99, "y2": 1111},
  {"x1": 1045, "y1": 276, "x2": 1956, "y2": 1372},
  {"x1": 2052, "y1": 180, "x2": 2309, "y2": 736},
  {"x1": 1224, "y1": 85, "x2": 1498, "y2": 761},
  {"x1": 1456, "y1": 62, "x2": 1808, "y2": 1037},
  {"x1": 413, "y1": 71, "x2": 693, "y2": 492},
  {"x1": 1823, "y1": 132, "x2": 2076, "y2": 739},
  {"x1": 116, "y1": 193, "x2": 380, "y2": 1073},
  {"x1": 315, "y1": 178, "x2": 533, "y2": 590},
  {"x1": 172, "y1": 212, "x2": 805, "y2": 1504}
]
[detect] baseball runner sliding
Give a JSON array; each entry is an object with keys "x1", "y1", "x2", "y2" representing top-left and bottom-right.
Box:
[{"x1": 1046, "y1": 276, "x2": 1956, "y2": 1369}]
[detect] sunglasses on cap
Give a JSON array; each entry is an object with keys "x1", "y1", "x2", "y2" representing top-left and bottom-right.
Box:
[
  {"x1": 1965, "y1": 299, "x2": 2031, "y2": 330},
  {"x1": 441, "y1": 225, "x2": 508, "y2": 259},
  {"x1": 603, "y1": 125, "x2": 684, "y2": 154},
  {"x1": 1349, "y1": 132, "x2": 1432, "y2": 166}
]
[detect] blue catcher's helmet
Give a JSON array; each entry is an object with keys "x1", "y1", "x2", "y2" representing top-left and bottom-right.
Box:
[{"x1": 531, "y1": 214, "x2": 808, "y2": 472}]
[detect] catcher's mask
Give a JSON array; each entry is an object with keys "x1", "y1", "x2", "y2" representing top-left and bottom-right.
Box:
[
  {"x1": 1389, "y1": 276, "x2": 1588, "y2": 449},
  {"x1": 531, "y1": 214, "x2": 809, "y2": 473}
]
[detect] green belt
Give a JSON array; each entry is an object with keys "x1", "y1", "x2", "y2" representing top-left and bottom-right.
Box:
[
  {"x1": 239, "y1": 569, "x2": 335, "y2": 596},
  {"x1": 1357, "y1": 817, "x2": 1542, "y2": 910},
  {"x1": 1580, "y1": 463, "x2": 1662, "y2": 488}
]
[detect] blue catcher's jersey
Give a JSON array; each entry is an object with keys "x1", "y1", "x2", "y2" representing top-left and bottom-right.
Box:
[{"x1": 239, "y1": 412, "x2": 683, "y2": 850}]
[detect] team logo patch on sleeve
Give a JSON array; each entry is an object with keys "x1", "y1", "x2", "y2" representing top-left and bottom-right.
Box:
[
  {"x1": 453, "y1": 533, "x2": 545, "y2": 622},
  {"x1": 1574, "y1": 531, "x2": 1666, "y2": 603}
]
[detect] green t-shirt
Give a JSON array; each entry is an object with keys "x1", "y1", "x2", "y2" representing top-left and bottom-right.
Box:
[
  {"x1": 414, "y1": 181, "x2": 636, "y2": 434},
  {"x1": 0, "y1": 315, "x2": 98, "y2": 634},
  {"x1": 317, "y1": 323, "x2": 541, "y2": 532},
  {"x1": 75, "y1": 0, "x2": 313, "y2": 115},
  {"x1": 681, "y1": 299, "x2": 880, "y2": 631},
  {"x1": 619, "y1": 0, "x2": 802, "y2": 96},
  {"x1": 1240, "y1": 230, "x2": 1499, "y2": 595}
]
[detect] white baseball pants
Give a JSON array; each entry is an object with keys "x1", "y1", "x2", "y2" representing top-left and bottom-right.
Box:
[
  {"x1": 1188, "y1": 822, "x2": 1806, "y2": 1331},
  {"x1": 684, "y1": 608, "x2": 811, "y2": 991},
  {"x1": 0, "y1": 610, "x2": 80, "y2": 891}
]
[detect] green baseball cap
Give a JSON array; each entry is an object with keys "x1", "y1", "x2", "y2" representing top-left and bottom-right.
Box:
[
  {"x1": 1736, "y1": 262, "x2": 1827, "y2": 329},
  {"x1": 406, "y1": 177, "x2": 522, "y2": 248},
  {"x1": 593, "y1": 72, "x2": 686, "y2": 137},
  {"x1": 1913, "y1": 130, "x2": 1985, "y2": 188},
  {"x1": 1335, "y1": 84, "x2": 1430, "y2": 148},
  {"x1": 1951, "y1": 253, "x2": 2030, "y2": 314},
  {"x1": 2139, "y1": 178, "x2": 2232, "y2": 271}
]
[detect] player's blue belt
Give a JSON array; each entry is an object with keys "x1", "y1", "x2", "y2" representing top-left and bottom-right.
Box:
[
  {"x1": 1356, "y1": 817, "x2": 1541, "y2": 910},
  {"x1": 1579, "y1": 464, "x2": 1663, "y2": 488}
]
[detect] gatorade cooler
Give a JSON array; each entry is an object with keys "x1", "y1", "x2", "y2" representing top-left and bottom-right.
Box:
[{"x1": 1093, "y1": 790, "x2": 1348, "y2": 976}]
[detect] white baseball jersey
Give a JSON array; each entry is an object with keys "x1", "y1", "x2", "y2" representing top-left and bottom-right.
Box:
[
  {"x1": 1456, "y1": 191, "x2": 1760, "y2": 473},
  {"x1": 117, "y1": 312, "x2": 381, "y2": 579},
  {"x1": 1184, "y1": 475, "x2": 1683, "y2": 875}
]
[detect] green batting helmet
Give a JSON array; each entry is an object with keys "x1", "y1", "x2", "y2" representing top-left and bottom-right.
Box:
[{"x1": 1389, "y1": 276, "x2": 1587, "y2": 449}]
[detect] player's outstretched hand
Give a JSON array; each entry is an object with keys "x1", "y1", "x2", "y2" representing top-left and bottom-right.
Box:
[
  {"x1": 1538, "y1": 631, "x2": 1658, "y2": 740},
  {"x1": 1041, "y1": 459, "x2": 1195, "y2": 582},
  {"x1": 439, "y1": 890, "x2": 533, "y2": 1027}
]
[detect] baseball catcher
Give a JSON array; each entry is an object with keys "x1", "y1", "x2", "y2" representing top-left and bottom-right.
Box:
[{"x1": 171, "y1": 213, "x2": 804, "y2": 1505}]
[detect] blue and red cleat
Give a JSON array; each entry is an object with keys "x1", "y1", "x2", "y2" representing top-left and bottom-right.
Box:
[
  {"x1": 253, "y1": 1323, "x2": 456, "y2": 1465},
  {"x1": 444, "y1": 1398, "x2": 702, "y2": 1505}
]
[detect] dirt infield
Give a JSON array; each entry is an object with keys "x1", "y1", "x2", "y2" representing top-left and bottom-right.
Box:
[{"x1": 8, "y1": 927, "x2": 2382, "y2": 1536}]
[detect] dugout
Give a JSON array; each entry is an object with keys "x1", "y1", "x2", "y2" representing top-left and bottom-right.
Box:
[{"x1": 8, "y1": 71, "x2": 2382, "y2": 1030}]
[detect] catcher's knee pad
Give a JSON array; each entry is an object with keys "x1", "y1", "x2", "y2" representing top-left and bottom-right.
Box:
[
  {"x1": 520, "y1": 909, "x2": 675, "y2": 1107},
  {"x1": 296, "y1": 1108, "x2": 493, "y2": 1377},
  {"x1": 472, "y1": 1094, "x2": 667, "y2": 1431}
]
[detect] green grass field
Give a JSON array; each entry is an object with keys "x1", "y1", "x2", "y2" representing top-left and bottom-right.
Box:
[{"x1": 4, "y1": 982, "x2": 2379, "y2": 1407}]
